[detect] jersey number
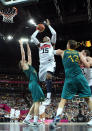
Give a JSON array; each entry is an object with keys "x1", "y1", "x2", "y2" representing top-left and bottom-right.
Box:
[
  {"x1": 68, "y1": 55, "x2": 79, "y2": 63},
  {"x1": 42, "y1": 48, "x2": 49, "y2": 53}
]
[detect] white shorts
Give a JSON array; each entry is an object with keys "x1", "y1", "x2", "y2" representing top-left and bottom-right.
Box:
[{"x1": 39, "y1": 61, "x2": 56, "y2": 82}]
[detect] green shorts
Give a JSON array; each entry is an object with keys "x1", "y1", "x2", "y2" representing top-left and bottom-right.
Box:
[
  {"x1": 61, "y1": 74, "x2": 91, "y2": 99},
  {"x1": 28, "y1": 81, "x2": 45, "y2": 102}
]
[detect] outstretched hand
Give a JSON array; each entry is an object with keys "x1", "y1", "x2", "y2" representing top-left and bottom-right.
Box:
[
  {"x1": 46, "y1": 19, "x2": 50, "y2": 26},
  {"x1": 19, "y1": 40, "x2": 23, "y2": 44}
]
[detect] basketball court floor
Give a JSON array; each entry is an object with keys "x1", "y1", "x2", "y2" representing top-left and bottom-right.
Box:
[
  {"x1": 0, "y1": 1, "x2": 92, "y2": 131},
  {"x1": 0, "y1": 123, "x2": 91, "y2": 131}
]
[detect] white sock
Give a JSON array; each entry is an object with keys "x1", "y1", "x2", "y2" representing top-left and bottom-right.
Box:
[
  {"x1": 25, "y1": 113, "x2": 31, "y2": 121},
  {"x1": 56, "y1": 108, "x2": 63, "y2": 116},
  {"x1": 34, "y1": 116, "x2": 38, "y2": 123},
  {"x1": 47, "y1": 93, "x2": 51, "y2": 99}
]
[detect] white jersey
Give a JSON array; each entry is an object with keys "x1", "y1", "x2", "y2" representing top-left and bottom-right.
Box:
[
  {"x1": 39, "y1": 42, "x2": 56, "y2": 81},
  {"x1": 82, "y1": 68, "x2": 92, "y2": 86},
  {"x1": 31, "y1": 25, "x2": 56, "y2": 81},
  {"x1": 39, "y1": 42, "x2": 55, "y2": 64}
]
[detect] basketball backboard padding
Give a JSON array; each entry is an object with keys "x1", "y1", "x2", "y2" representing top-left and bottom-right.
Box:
[{"x1": 1, "y1": 0, "x2": 39, "y2": 6}]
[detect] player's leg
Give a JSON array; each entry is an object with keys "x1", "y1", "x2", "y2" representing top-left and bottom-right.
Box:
[
  {"x1": 49, "y1": 98, "x2": 67, "y2": 129},
  {"x1": 33, "y1": 102, "x2": 40, "y2": 125},
  {"x1": 39, "y1": 61, "x2": 55, "y2": 106},
  {"x1": 46, "y1": 72, "x2": 53, "y2": 98},
  {"x1": 30, "y1": 82, "x2": 45, "y2": 125},
  {"x1": 55, "y1": 78, "x2": 77, "y2": 121},
  {"x1": 42, "y1": 71, "x2": 53, "y2": 105},
  {"x1": 49, "y1": 79, "x2": 77, "y2": 129},
  {"x1": 54, "y1": 98, "x2": 67, "y2": 122},
  {"x1": 23, "y1": 104, "x2": 34, "y2": 124},
  {"x1": 39, "y1": 104, "x2": 46, "y2": 122}
]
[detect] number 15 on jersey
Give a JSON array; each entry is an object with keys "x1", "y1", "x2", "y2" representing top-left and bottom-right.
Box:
[{"x1": 42, "y1": 48, "x2": 49, "y2": 53}]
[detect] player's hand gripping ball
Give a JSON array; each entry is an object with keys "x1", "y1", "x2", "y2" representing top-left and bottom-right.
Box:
[{"x1": 36, "y1": 24, "x2": 45, "y2": 32}]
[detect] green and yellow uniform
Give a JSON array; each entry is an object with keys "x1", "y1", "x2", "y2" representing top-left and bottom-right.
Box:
[
  {"x1": 61, "y1": 49, "x2": 91, "y2": 99},
  {"x1": 23, "y1": 65, "x2": 45, "y2": 102}
]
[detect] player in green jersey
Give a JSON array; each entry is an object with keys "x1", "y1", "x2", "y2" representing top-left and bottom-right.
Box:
[
  {"x1": 50, "y1": 40, "x2": 92, "y2": 129},
  {"x1": 19, "y1": 40, "x2": 45, "y2": 126}
]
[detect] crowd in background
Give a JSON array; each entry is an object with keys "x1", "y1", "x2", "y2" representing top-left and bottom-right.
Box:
[
  {"x1": 45, "y1": 96, "x2": 91, "y2": 122},
  {"x1": 0, "y1": 93, "x2": 91, "y2": 122},
  {"x1": 0, "y1": 72, "x2": 91, "y2": 122}
]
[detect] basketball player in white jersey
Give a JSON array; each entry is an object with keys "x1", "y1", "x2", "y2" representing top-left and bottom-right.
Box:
[
  {"x1": 31, "y1": 19, "x2": 56, "y2": 105},
  {"x1": 81, "y1": 50, "x2": 92, "y2": 125},
  {"x1": 81, "y1": 50, "x2": 92, "y2": 90}
]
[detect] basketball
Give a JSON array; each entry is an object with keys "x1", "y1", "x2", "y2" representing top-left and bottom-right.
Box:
[{"x1": 36, "y1": 24, "x2": 45, "y2": 32}]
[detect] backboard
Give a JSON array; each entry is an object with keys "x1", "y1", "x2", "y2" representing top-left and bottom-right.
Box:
[{"x1": 1, "y1": 0, "x2": 39, "y2": 6}]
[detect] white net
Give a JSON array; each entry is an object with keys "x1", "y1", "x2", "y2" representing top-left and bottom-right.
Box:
[
  {"x1": 2, "y1": 14, "x2": 15, "y2": 23},
  {"x1": 0, "y1": 7, "x2": 17, "y2": 23}
]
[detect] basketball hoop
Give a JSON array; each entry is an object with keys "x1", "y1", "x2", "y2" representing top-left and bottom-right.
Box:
[{"x1": 0, "y1": 7, "x2": 18, "y2": 23}]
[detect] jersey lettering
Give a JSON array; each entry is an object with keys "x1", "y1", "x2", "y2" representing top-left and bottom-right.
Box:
[
  {"x1": 68, "y1": 55, "x2": 79, "y2": 63},
  {"x1": 42, "y1": 48, "x2": 49, "y2": 53}
]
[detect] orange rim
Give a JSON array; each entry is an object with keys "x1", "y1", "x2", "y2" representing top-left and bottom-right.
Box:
[{"x1": 0, "y1": 7, "x2": 18, "y2": 17}]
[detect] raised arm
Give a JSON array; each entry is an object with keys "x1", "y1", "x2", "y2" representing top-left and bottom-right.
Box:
[
  {"x1": 26, "y1": 43, "x2": 32, "y2": 65},
  {"x1": 19, "y1": 40, "x2": 26, "y2": 63},
  {"x1": 79, "y1": 53, "x2": 90, "y2": 68},
  {"x1": 31, "y1": 30, "x2": 40, "y2": 46},
  {"x1": 19, "y1": 40, "x2": 29, "y2": 70},
  {"x1": 46, "y1": 19, "x2": 56, "y2": 45}
]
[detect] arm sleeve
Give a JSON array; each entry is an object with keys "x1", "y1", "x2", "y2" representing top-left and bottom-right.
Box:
[
  {"x1": 53, "y1": 50, "x2": 57, "y2": 55},
  {"x1": 48, "y1": 25, "x2": 56, "y2": 44},
  {"x1": 31, "y1": 30, "x2": 40, "y2": 45}
]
